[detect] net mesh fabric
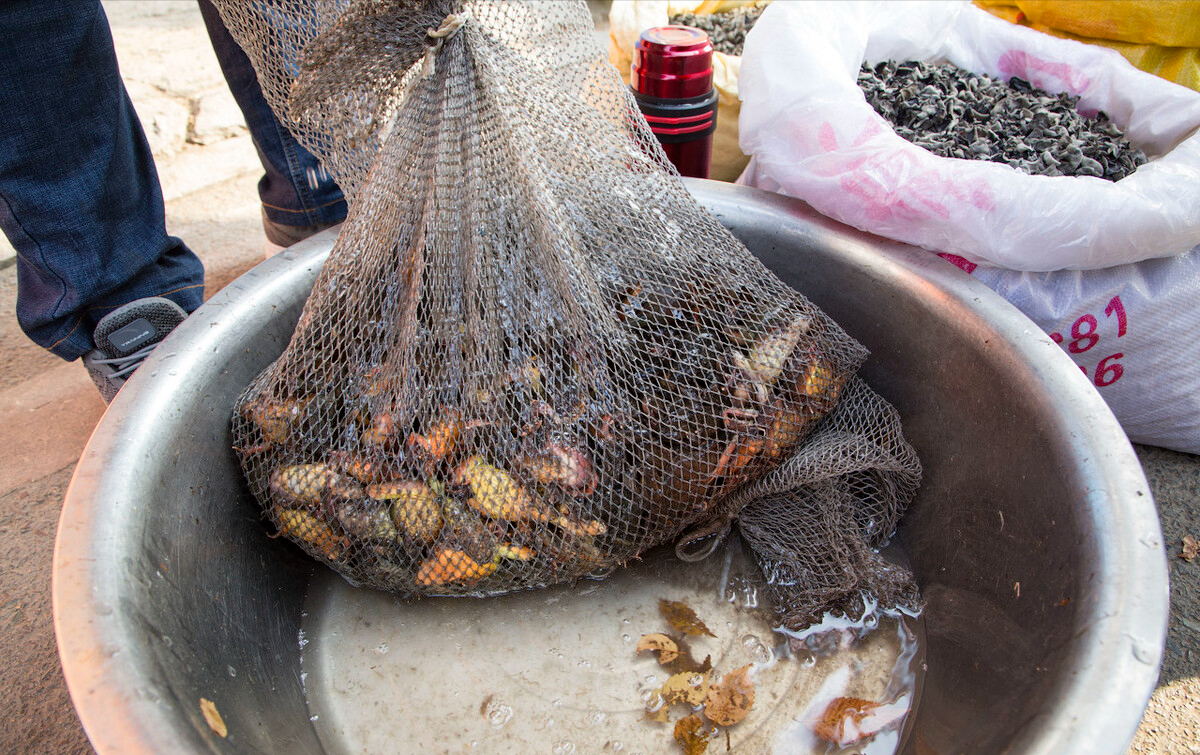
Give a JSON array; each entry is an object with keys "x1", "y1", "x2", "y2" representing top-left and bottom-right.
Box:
[{"x1": 218, "y1": 0, "x2": 922, "y2": 630}]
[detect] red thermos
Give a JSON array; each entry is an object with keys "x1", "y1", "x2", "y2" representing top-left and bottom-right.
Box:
[{"x1": 630, "y1": 26, "x2": 718, "y2": 179}]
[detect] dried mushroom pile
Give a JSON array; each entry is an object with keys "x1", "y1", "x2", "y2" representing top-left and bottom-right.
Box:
[
  {"x1": 668, "y1": 2, "x2": 769, "y2": 57},
  {"x1": 215, "y1": 0, "x2": 921, "y2": 632},
  {"x1": 859, "y1": 59, "x2": 1148, "y2": 180}
]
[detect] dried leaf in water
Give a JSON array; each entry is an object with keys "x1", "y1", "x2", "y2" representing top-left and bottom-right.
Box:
[
  {"x1": 664, "y1": 645, "x2": 713, "y2": 677},
  {"x1": 659, "y1": 599, "x2": 716, "y2": 637},
  {"x1": 645, "y1": 690, "x2": 671, "y2": 723},
  {"x1": 674, "y1": 714, "x2": 710, "y2": 755},
  {"x1": 704, "y1": 664, "x2": 755, "y2": 726},
  {"x1": 660, "y1": 670, "x2": 713, "y2": 707},
  {"x1": 812, "y1": 696, "x2": 908, "y2": 746},
  {"x1": 1182, "y1": 534, "x2": 1199, "y2": 562},
  {"x1": 200, "y1": 697, "x2": 227, "y2": 738},
  {"x1": 637, "y1": 633, "x2": 680, "y2": 665}
]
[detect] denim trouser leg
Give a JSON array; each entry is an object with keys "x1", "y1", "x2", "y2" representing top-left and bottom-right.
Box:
[
  {"x1": 0, "y1": 0, "x2": 206, "y2": 361},
  {"x1": 196, "y1": 0, "x2": 348, "y2": 232}
]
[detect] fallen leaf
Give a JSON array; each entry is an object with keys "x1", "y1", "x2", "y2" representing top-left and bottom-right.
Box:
[
  {"x1": 660, "y1": 670, "x2": 713, "y2": 707},
  {"x1": 674, "y1": 714, "x2": 710, "y2": 755},
  {"x1": 812, "y1": 696, "x2": 909, "y2": 746},
  {"x1": 660, "y1": 599, "x2": 717, "y2": 637},
  {"x1": 200, "y1": 698, "x2": 227, "y2": 738},
  {"x1": 1182, "y1": 535, "x2": 1199, "y2": 562},
  {"x1": 637, "y1": 633, "x2": 680, "y2": 665},
  {"x1": 662, "y1": 643, "x2": 712, "y2": 677},
  {"x1": 645, "y1": 699, "x2": 671, "y2": 723},
  {"x1": 704, "y1": 664, "x2": 755, "y2": 726}
]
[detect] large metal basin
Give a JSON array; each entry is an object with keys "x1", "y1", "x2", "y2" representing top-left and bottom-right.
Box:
[{"x1": 54, "y1": 181, "x2": 1167, "y2": 755}]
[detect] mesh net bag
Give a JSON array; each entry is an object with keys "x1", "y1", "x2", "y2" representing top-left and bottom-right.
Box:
[{"x1": 218, "y1": 0, "x2": 922, "y2": 630}]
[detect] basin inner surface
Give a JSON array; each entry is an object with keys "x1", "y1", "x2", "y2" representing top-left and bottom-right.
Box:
[
  {"x1": 53, "y1": 182, "x2": 1166, "y2": 755},
  {"x1": 301, "y1": 539, "x2": 922, "y2": 755}
]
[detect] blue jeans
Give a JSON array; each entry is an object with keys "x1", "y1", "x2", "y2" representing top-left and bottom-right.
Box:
[
  {"x1": 197, "y1": 0, "x2": 347, "y2": 233},
  {"x1": 0, "y1": 0, "x2": 346, "y2": 361}
]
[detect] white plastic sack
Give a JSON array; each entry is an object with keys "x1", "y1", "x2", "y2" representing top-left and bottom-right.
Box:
[
  {"x1": 736, "y1": 0, "x2": 1200, "y2": 271},
  {"x1": 944, "y1": 247, "x2": 1200, "y2": 454}
]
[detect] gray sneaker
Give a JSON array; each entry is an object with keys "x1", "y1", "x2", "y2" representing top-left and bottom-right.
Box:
[{"x1": 83, "y1": 297, "x2": 188, "y2": 403}]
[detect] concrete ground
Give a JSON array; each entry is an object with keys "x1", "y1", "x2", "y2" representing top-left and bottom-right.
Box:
[{"x1": 0, "y1": 2, "x2": 1194, "y2": 754}]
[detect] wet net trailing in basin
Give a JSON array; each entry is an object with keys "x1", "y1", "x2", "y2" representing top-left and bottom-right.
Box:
[{"x1": 217, "y1": 0, "x2": 922, "y2": 630}]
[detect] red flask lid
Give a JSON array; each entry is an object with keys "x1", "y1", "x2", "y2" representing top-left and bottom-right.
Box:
[{"x1": 631, "y1": 26, "x2": 714, "y2": 99}]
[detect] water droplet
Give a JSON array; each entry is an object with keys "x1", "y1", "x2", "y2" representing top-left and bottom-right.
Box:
[
  {"x1": 578, "y1": 659, "x2": 593, "y2": 669},
  {"x1": 742, "y1": 586, "x2": 759, "y2": 608},
  {"x1": 485, "y1": 699, "x2": 514, "y2": 728},
  {"x1": 585, "y1": 711, "x2": 607, "y2": 726},
  {"x1": 375, "y1": 642, "x2": 389, "y2": 655},
  {"x1": 621, "y1": 633, "x2": 632, "y2": 642},
  {"x1": 309, "y1": 714, "x2": 319, "y2": 722},
  {"x1": 162, "y1": 635, "x2": 173, "y2": 648},
  {"x1": 553, "y1": 741, "x2": 576, "y2": 754},
  {"x1": 227, "y1": 666, "x2": 237, "y2": 678},
  {"x1": 740, "y1": 633, "x2": 773, "y2": 664}
]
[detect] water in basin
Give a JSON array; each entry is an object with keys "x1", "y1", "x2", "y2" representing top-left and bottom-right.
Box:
[{"x1": 299, "y1": 538, "x2": 923, "y2": 754}]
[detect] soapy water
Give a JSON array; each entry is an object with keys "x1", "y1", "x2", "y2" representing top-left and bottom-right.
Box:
[{"x1": 299, "y1": 539, "x2": 923, "y2": 755}]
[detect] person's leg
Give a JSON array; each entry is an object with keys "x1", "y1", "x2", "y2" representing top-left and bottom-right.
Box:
[
  {"x1": 196, "y1": 0, "x2": 347, "y2": 247},
  {"x1": 0, "y1": 0, "x2": 205, "y2": 361}
]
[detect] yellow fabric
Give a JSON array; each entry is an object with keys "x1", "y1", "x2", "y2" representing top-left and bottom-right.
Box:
[
  {"x1": 664, "y1": 1, "x2": 757, "y2": 15},
  {"x1": 978, "y1": 1, "x2": 1200, "y2": 91},
  {"x1": 692, "y1": 0, "x2": 755, "y2": 14},
  {"x1": 1004, "y1": 1, "x2": 1200, "y2": 47}
]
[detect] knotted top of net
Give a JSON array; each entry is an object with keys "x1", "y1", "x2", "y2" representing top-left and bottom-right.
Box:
[{"x1": 219, "y1": 0, "x2": 920, "y2": 630}]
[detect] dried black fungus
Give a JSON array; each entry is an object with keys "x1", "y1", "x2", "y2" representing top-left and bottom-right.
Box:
[
  {"x1": 857, "y1": 60, "x2": 1147, "y2": 181},
  {"x1": 669, "y1": 2, "x2": 768, "y2": 57}
]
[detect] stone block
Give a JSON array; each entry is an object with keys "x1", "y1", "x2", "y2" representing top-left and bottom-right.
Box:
[
  {"x1": 189, "y1": 86, "x2": 248, "y2": 146},
  {"x1": 124, "y1": 80, "x2": 190, "y2": 159}
]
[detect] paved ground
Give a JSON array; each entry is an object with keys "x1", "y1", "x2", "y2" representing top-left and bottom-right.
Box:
[{"x1": 0, "y1": 2, "x2": 1195, "y2": 754}]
